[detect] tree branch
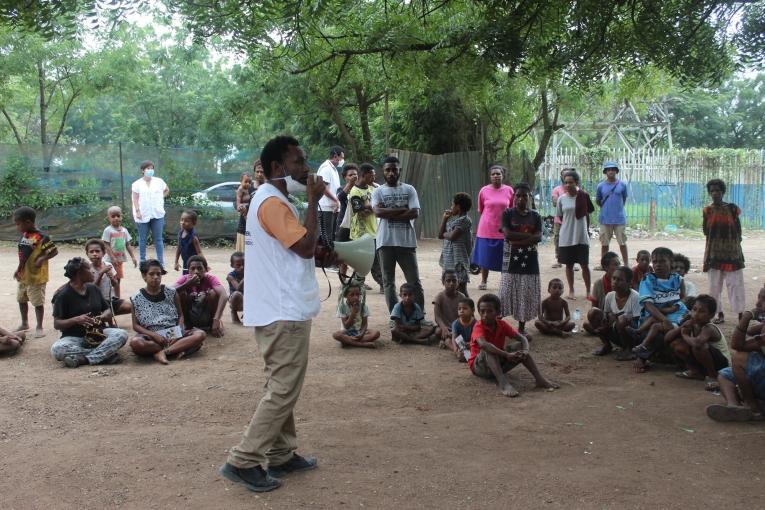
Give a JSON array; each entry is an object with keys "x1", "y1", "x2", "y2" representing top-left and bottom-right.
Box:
[{"x1": 1, "y1": 107, "x2": 24, "y2": 145}]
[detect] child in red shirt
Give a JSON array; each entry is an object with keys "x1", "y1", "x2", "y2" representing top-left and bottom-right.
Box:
[
  {"x1": 631, "y1": 250, "x2": 653, "y2": 290},
  {"x1": 468, "y1": 293, "x2": 559, "y2": 397}
]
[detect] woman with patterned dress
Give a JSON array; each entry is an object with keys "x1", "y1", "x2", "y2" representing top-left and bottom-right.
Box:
[
  {"x1": 472, "y1": 165, "x2": 514, "y2": 290},
  {"x1": 498, "y1": 183, "x2": 542, "y2": 338},
  {"x1": 703, "y1": 178, "x2": 745, "y2": 324},
  {"x1": 438, "y1": 192, "x2": 473, "y2": 296}
]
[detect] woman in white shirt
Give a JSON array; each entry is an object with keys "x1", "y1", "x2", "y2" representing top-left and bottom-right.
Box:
[
  {"x1": 556, "y1": 169, "x2": 593, "y2": 299},
  {"x1": 131, "y1": 160, "x2": 170, "y2": 267}
]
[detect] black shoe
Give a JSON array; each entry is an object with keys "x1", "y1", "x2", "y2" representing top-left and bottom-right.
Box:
[
  {"x1": 267, "y1": 454, "x2": 317, "y2": 478},
  {"x1": 218, "y1": 463, "x2": 281, "y2": 492}
]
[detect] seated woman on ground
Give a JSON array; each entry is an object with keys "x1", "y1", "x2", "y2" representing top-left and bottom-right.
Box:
[
  {"x1": 583, "y1": 251, "x2": 620, "y2": 335},
  {"x1": 333, "y1": 283, "x2": 380, "y2": 348},
  {"x1": 535, "y1": 278, "x2": 574, "y2": 337},
  {"x1": 130, "y1": 259, "x2": 206, "y2": 364},
  {"x1": 50, "y1": 257, "x2": 128, "y2": 368},
  {"x1": 0, "y1": 325, "x2": 25, "y2": 355},
  {"x1": 666, "y1": 294, "x2": 730, "y2": 391},
  {"x1": 590, "y1": 266, "x2": 642, "y2": 358},
  {"x1": 174, "y1": 255, "x2": 227, "y2": 337},
  {"x1": 706, "y1": 286, "x2": 765, "y2": 422}
]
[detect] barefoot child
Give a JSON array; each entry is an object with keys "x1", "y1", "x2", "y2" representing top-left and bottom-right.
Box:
[
  {"x1": 584, "y1": 251, "x2": 620, "y2": 335},
  {"x1": 449, "y1": 298, "x2": 476, "y2": 362},
  {"x1": 592, "y1": 266, "x2": 641, "y2": 357},
  {"x1": 706, "y1": 286, "x2": 765, "y2": 422},
  {"x1": 129, "y1": 259, "x2": 206, "y2": 364},
  {"x1": 175, "y1": 209, "x2": 203, "y2": 274},
  {"x1": 535, "y1": 278, "x2": 574, "y2": 337},
  {"x1": 0, "y1": 326, "x2": 25, "y2": 355},
  {"x1": 631, "y1": 247, "x2": 688, "y2": 372},
  {"x1": 390, "y1": 283, "x2": 436, "y2": 344},
  {"x1": 468, "y1": 293, "x2": 559, "y2": 397},
  {"x1": 13, "y1": 206, "x2": 58, "y2": 338},
  {"x1": 433, "y1": 270, "x2": 466, "y2": 348},
  {"x1": 174, "y1": 255, "x2": 227, "y2": 337},
  {"x1": 101, "y1": 205, "x2": 138, "y2": 297},
  {"x1": 438, "y1": 192, "x2": 473, "y2": 296},
  {"x1": 85, "y1": 239, "x2": 132, "y2": 319},
  {"x1": 333, "y1": 284, "x2": 380, "y2": 348},
  {"x1": 666, "y1": 294, "x2": 730, "y2": 391},
  {"x1": 226, "y1": 251, "x2": 244, "y2": 324},
  {"x1": 631, "y1": 250, "x2": 652, "y2": 291}
]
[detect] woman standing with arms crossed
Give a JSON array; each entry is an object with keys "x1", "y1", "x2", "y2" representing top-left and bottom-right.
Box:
[
  {"x1": 132, "y1": 160, "x2": 170, "y2": 267},
  {"x1": 556, "y1": 170, "x2": 593, "y2": 300},
  {"x1": 472, "y1": 165, "x2": 514, "y2": 290}
]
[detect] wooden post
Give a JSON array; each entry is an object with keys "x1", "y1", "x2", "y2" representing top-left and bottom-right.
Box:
[{"x1": 649, "y1": 197, "x2": 657, "y2": 231}]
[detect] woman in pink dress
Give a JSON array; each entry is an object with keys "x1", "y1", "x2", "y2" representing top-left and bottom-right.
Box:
[{"x1": 471, "y1": 165, "x2": 514, "y2": 290}]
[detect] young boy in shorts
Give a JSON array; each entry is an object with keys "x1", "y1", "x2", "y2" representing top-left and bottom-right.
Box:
[
  {"x1": 535, "y1": 278, "x2": 574, "y2": 337},
  {"x1": 666, "y1": 294, "x2": 730, "y2": 391},
  {"x1": 469, "y1": 293, "x2": 558, "y2": 397},
  {"x1": 390, "y1": 283, "x2": 436, "y2": 344},
  {"x1": 13, "y1": 206, "x2": 58, "y2": 338},
  {"x1": 226, "y1": 251, "x2": 244, "y2": 324},
  {"x1": 706, "y1": 286, "x2": 765, "y2": 422},
  {"x1": 433, "y1": 270, "x2": 466, "y2": 348},
  {"x1": 102, "y1": 205, "x2": 138, "y2": 297}
]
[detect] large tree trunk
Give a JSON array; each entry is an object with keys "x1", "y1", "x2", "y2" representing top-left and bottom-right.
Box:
[
  {"x1": 328, "y1": 105, "x2": 361, "y2": 163},
  {"x1": 528, "y1": 88, "x2": 562, "y2": 190},
  {"x1": 354, "y1": 85, "x2": 373, "y2": 163},
  {"x1": 37, "y1": 60, "x2": 51, "y2": 172}
]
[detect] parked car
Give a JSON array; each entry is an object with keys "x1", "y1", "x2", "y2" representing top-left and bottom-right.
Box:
[{"x1": 191, "y1": 182, "x2": 240, "y2": 208}]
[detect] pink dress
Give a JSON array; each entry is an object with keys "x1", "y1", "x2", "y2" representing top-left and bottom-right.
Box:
[{"x1": 472, "y1": 184, "x2": 514, "y2": 271}]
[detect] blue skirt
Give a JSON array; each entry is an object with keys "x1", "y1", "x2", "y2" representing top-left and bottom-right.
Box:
[{"x1": 471, "y1": 237, "x2": 505, "y2": 272}]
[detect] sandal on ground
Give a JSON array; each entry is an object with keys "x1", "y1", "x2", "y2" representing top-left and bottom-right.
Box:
[
  {"x1": 704, "y1": 377, "x2": 720, "y2": 392},
  {"x1": 632, "y1": 344, "x2": 649, "y2": 354},
  {"x1": 675, "y1": 370, "x2": 704, "y2": 381},
  {"x1": 478, "y1": 282, "x2": 487, "y2": 290},
  {"x1": 551, "y1": 263, "x2": 562, "y2": 269},
  {"x1": 705, "y1": 404, "x2": 753, "y2": 422}
]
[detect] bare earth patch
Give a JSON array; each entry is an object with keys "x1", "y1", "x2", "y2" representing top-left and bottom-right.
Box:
[{"x1": 1, "y1": 237, "x2": 764, "y2": 509}]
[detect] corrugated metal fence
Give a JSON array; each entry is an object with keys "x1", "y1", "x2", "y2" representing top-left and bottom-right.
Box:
[{"x1": 393, "y1": 149, "x2": 484, "y2": 239}]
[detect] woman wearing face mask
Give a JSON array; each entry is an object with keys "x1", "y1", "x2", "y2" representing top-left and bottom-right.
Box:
[{"x1": 131, "y1": 160, "x2": 170, "y2": 267}]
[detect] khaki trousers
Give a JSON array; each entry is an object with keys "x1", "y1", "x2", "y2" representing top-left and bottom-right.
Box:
[{"x1": 227, "y1": 320, "x2": 311, "y2": 468}]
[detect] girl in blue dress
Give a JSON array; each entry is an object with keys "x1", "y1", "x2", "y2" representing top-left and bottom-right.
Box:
[{"x1": 174, "y1": 209, "x2": 203, "y2": 274}]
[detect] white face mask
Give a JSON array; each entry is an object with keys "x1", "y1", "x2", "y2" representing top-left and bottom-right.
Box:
[
  {"x1": 336, "y1": 159, "x2": 345, "y2": 168},
  {"x1": 144, "y1": 168, "x2": 155, "y2": 178},
  {"x1": 271, "y1": 165, "x2": 307, "y2": 193}
]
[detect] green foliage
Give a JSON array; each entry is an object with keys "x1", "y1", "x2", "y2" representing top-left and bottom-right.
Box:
[{"x1": 0, "y1": 156, "x2": 100, "y2": 216}]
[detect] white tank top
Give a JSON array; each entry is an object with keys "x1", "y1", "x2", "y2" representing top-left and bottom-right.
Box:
[{"x1": 243, "y1": 183, "x2": 320, "y2": 326}]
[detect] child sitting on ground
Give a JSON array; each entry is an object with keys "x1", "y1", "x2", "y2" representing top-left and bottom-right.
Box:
[
  {"x1": 631, "y1": 247, "x2": 688, "y2": 372},
  {"x1": 175, "y1": 209, "x2": 203, "y2": 274},
  {"x1": 390, "y1": 283, "x2": 436, "y2": 344},
  {"x1": 333, "y1": 283, "x2": 380, "y2": 348},
  {"x1": 449, "y1": 298, "x2": 476, "y2": 362},
  {"x1": 433, "y1": 270, "x2": 466, "y2": 349},
  {"x1": 706, "y1": 286, "x2": 765, "y2": 422},
  {"x1": 101, "y1": 205, "x2": 138, "y2": 297},
  {"x1": 13, "y1": 206, "x2": 58, "y2": 338},
  {"x1": 85, "y1": 239, "x2": 132, "y2": 320},
  {"x1": 591, "y1": 265, "x2": 642, "y2": 358},
  {"x1": 673, "y1": 253, "x2": 698, "y2": 308},
  {"x1": 584, "y1": 252, "x2": 620, "y2": 335},
  {"x1": 468, "y1": 293, "x2": 559, "y2": 397},
  {"x1": 535, "y1": 278, "x2": 574, "y2": 337},
  {"x1": 631, "y1": 250, "x2": 652, "y2": 290},
  {"x1": 174, "y1": 255, "x2": 227, "y2": 337},
  {"x1": 0, "y1": 326, "x2": 25, "y2": 355},
  {"x1": 666, "y1": 294, "x2": 730, "y2": 391},
  {"x1": 226, "y1": 251, "x2": 244, "y2": 324},
  {"x1": 129, "y1": 259, "x2": 206, "y2": 364}
]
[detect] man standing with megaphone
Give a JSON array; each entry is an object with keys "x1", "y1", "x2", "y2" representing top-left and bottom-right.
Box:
[{"x1": 219, "y1": 135, "x2": 333, "y2": 493}]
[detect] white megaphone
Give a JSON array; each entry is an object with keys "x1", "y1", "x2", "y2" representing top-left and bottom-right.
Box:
[{"x1": 333, "y1": 234, "x2": 376, "y2": 277}]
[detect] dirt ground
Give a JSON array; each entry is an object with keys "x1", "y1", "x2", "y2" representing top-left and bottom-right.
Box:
[{"x1": 1, "y1": 236, "x2": 764, "y2": 510}]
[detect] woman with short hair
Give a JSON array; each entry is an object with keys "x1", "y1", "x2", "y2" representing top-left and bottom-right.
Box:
[
  {"x1": 472, "y1": 165, "x2": 514, "y2": 290},
  {"x1": 131, "y1": 160, "x2": 170, "y2": 266}
]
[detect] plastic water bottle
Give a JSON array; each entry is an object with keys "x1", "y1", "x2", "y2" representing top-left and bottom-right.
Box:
[{"x1": 573, "y1": 308, "x2": 582, "y2": 333}]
